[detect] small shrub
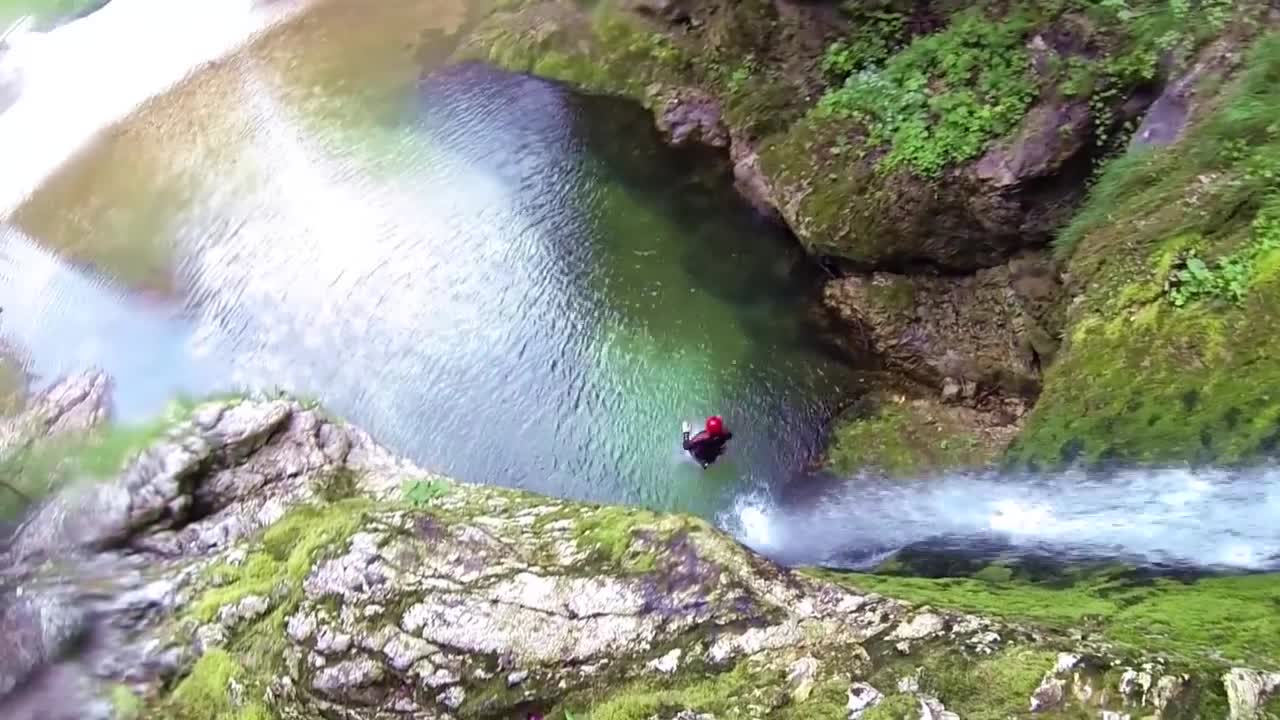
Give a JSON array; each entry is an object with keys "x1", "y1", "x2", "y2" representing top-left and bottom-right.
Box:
[
  {"x1": 814, "y1": 8, "x2": 1037, "y2": 177},
  {"x1": 820, "y1": 8, "x2": 906, "y2": 82},
  {"x1": 1166, "y1": 203, "x2": 1280, "y2": 306},
  {"x1": 402, "y1": 477, "x2": 448, "y2": 506}
]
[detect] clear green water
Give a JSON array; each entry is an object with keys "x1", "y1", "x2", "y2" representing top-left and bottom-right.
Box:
[{"x1": 0, "y1": 1, "x2": 862, "y2": 516}]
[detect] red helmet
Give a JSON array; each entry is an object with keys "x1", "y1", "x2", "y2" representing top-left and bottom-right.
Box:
[{"x1": 706, "y1": 416, "x2": 725, "y2": 436}]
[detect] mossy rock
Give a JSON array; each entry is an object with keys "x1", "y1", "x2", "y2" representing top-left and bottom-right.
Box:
[
  {"x1": 825, "y1": 394, "x2": 1008, "y2": 477},
  {"x1": 1013, "y1": 29, "x2": 1280, "y2": 468}
]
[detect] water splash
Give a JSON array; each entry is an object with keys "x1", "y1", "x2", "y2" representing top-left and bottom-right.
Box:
[{"x1": 723, "y1": 466, "x2": 1280, "y2": 570}]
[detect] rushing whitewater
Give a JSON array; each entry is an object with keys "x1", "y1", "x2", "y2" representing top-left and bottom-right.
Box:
[{"x1": 728, "y1": 465, "x2": 1280, "y2": 570}]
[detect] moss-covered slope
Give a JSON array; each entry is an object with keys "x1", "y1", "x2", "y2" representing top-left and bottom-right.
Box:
[{"x1": 1011, "y1": 32, "x2": 1280, "y2": 467}]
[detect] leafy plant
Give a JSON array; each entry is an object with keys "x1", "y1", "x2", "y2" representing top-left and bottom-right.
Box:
[
  {"x1": 1058, "y1": 56, "x2": 1097, "y2": 98},
  {"x1": 814, "y1": 8, "x2": 1037, "y2": 177},
  {"x1": 821, "y1": 7, "x2": 906, "y2": 82},
  {"x1": 726, "y1": 55, "x2": 759, "y2": 94},
  {"x1": 1166, "y1": 204, "x2": 1280, "y2": 307},
  {"x1": 402, "y1": 477, "x2": 448, "y2": 507}
]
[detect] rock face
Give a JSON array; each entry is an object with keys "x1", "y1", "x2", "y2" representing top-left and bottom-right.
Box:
[
  {"x1": 652, "y1": 86, "x2": 730, "y2": 149},
  {"x1": 0, "y1": 394, "x2": 1275, "y2": 719},
  {"x1": 824, "y1": 254, "x2": 1063, "y2": 402},
  {"x1": 0, "y1": 370, "x2": 111, "y2": 455},
  {"x1": 1131, "y1": 37, "x2": 1246, "y2": 148},
  {"x1": 772, "y1": 92, "x2": 1109, "y2": 271},
  {"x1": 648, "y1": 84, "x2": 779, "y2": 218}
]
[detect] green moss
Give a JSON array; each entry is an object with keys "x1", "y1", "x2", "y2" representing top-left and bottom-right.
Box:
[
  {"x1": 826, "y1": 401, "x2": 992, "y2": 476},
  {"x1": 458, "y1": 4, "x2": 691, "y2": 100},
  {"x1": 190, "y1": 499, "x2": 369, "y2": 622},
  {"x1": 189, "y1": 554, "x2": 285, "y2": 624},
  {"x1": 562, "y1": 660, "x2": 790, "y2": 720},
  {"x1": 315, "y1": 467, "x2": 359, "y2": 502},
  {"x1": 1017, "y1": 31, "x2": 1280, "y2": 467},
  {"x1": 807, "y1": 568, "x2": 1280, "y2": 668},
  {"x1": 573, "y1": 505, "x2": 664, "y2": 572},
  {"x1": 917, "y1": 647, "x2": 1054, "y2": 720},
  {"x1": 163, "y1": 650, "x2": 272, "y2": 720},
  {"x1": 172, "y1": 502, "x2": 372, "y2": 719},
  {"x1": 110, "y1": 685, "x2": 143, "y2": 720},
  {"x1": 861, "y1": 693, "x2": 920, "y2": 720}
]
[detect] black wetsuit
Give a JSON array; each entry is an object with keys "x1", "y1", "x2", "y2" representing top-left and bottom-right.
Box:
[{"x1": 682, "y1": 430, "x2": 732, "y2": 468}]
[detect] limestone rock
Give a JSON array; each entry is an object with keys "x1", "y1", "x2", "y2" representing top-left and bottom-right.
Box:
[
  {"x1": 0, "y1": 370, "x2": 111, "y2": 455},
  {"x1": 651, "y1": 86, "x2": 729, "y2": 149},
  {"x1": 648, "y1": 648, "x2": 682, "y2": 675},
  {"x1": 1030, "y1": 674, "x2": 1066, "y2": 712},
  {"x1": 1133, "y1": 37, "x2": 1244, "y2": 148},
  {"x1": 787, "y1": 656, "x2": 819, "y2": 702},
  {"x1": 846, "y1": 682, "x2": 883, "y2": 718},
  {"x1": 824, "y1": 253, "x2": 1063, "y2": 400},
  {"x1": 0, "y1": 588, "x2": 86, "y2": 697},
  {"x1": 1224, "y1": 668, "x2": 1280, "y2": 720},
  {"x1": 312, "y1": 657, "x2": 384, "y2": 698},
  {"x1": 216, "y1": 595, "x2": 271, "y2": 630},
  {"x1": 0, "y1": 396, "x2": 1272, "y2": 720},
  {"x1": 888, "y1": 612, "x2": 947, "y2": 642},
  {"x1": 919, "y1": 694, "x2": 960, "y2": 720}
]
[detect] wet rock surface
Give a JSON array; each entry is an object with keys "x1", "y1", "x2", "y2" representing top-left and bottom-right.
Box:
[
  {"x1": 824, "y1": 253, "x2": 1063, "y2": 402},
  {"x1": 0, "y1": 391, "x2": 1273, "y2": 719}
]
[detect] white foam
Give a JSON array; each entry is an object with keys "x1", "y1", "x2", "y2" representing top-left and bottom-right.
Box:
[{"x1": 726, "y1": 467, "x2": 1280, "y2": 570}]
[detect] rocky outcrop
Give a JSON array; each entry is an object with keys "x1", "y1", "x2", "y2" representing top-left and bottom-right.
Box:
[
  {"x1": 0, "y1": 370, "x2": 111, "y2": 456},
  {"x1": 1009, "y1": 26, "x2": 1280, "y2": 468},
  {"x1": 652, "y1": 86, "x2": 730, "y2": 149},
  {"x1": 648, "y1": 84, "x2": 779, "y2": 218},
  {"x1": 1131, "y1": 36, "x2": 1248, "y2": 148},
  {"x1": 769, "y1": 90, "x2": 1115, "y2": 271},
  {"x1": 824, "y1": 254, "x2": 1063, "y2": 403},
  {"x1": 0, "y1": 394, "x2": 1275, "y2": 719}
]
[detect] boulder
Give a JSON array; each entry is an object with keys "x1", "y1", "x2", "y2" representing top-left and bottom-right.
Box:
[{"x1": 823, "y1": 254, "x2": 1063, "y2": 400}]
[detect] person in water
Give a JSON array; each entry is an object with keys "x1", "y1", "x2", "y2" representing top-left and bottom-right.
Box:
[{"x1": 682, "y1": 416, "x2": 732, "y2": 468}]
